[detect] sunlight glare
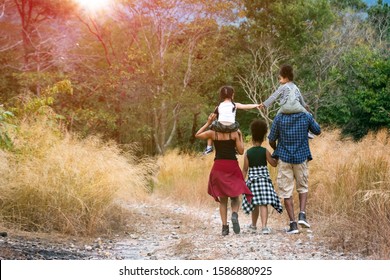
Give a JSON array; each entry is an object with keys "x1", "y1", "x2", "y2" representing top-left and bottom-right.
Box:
[{"x1": 75, "y1": 0, "x2": 112, "y2": 12}]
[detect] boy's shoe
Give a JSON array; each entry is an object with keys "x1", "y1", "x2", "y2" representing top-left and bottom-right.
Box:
[
  {"x1": 261, "y1": 227, "x2": 271, "y2": 234},
  {"x1": 231, "y1": 212, "x2": 240, "y2": 234},
  {"x1": 222, "y1": 225, "x2": 229, "y2": 236},
  {"x1": 203, "y1": 146, "x2": 213, "y2": 155},
  {"x1": 298, "y1": 212, "x2": 311, "y2": 228},
  {"x1": 308, "y1": 132, "x2": 315, "y2": 139},
  {"x1": 286, "y1": 221, "x2": 299, "y2": 234}
]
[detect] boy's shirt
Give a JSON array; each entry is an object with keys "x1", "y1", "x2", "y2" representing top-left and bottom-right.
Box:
[{"x1": 263, "y1": 82, "x2": 307, "y2": 109}]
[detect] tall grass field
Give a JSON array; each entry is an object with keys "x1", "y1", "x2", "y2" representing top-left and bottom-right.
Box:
[{"x1": 0, "y1": 117, "x2": 151, "y2": 235}]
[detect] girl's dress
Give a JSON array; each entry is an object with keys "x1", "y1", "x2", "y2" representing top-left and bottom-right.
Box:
[{"x1": 242, "y1": 146, "x2": 283, "y2": 214}]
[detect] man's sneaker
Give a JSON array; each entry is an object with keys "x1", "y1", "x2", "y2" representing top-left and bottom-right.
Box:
[
  {"x1": 308, "y1": 132, "x2": 315, "y2": 139},
  {"x1": 261, "y1": 227, "x2": 271, "y2": 234},
  {"x1": 222, "y1": 225, "x2": 229, "y2": 236},
  {"x1": 298, "y1": 212, "x2": 311, "y2": 228},
  {"x1": 203, "y1": 146, "x2": 213, "y2": 155},
  {"x1": 231, "y1": 212, "x2": 240, "y2": 234},
  {"x1": 286, "y1": 221, "x2": 299, "y2": 234}
]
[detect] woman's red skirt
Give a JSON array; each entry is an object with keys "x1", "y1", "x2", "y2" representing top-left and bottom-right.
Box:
[{"x1": 208, "y1": 159, "x2": 253, "y2": 203}]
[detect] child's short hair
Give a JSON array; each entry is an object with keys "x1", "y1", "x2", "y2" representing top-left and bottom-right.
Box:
[
  {"x1": 279, "y1": 65, "x2": 294, "y2": 81},
  {"x1": 219, "y1": 86, "x2": 234, "y2": 101},
  {"x1": 250, "y1": 119, "x2": 268, "y2": 142}
]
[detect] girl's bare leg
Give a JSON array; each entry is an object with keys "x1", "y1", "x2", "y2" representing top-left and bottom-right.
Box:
[
  {"x1": 260, "y1": 205, "x2": 268, "y2": 228},
  {"x1": 251, "y1": 205, "x2": 259, "y2": 227}
]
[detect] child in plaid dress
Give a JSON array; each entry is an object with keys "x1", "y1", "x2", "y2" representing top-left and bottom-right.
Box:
[{"x1": 242, "y1": 120, "x2": 283, "y2": 234}]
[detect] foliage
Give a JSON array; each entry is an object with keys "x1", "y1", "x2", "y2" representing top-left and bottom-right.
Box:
[
  {"x1": 0, "y1": 0, "x2": 389, "y2": 155},
  {"x1": 367, "y1": 0, "x2": 390, "y2": 44},
  {"x1": 318, "y1": 46, "x2": 390, "y2": 139},
  {"x1": 243, "y1": 0, "x2": 334, "y2": 55},
  {"x1": 0, "y1": 105, "x2": 16, "y2": 150},
  {"x1": 237, "y1": 0, "x2": 335, "y2": 124},
  {"x1": 329, "y1": 0, "x2": 367, "y2": 11},
  {"x1": 10, "y1": 78, "x2": 72, "y2": 121}
]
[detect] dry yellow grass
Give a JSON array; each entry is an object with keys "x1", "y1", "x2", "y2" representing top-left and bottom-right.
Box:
[
  {"x1": 0, "y1": 117, "x2": 151, "y2": 236},
  {"x1": 154, "y1": 150, "x2": 216, "y2": 208},
  {"x1": 309, "y1": 129, "x2": 390, "y2": 258}
]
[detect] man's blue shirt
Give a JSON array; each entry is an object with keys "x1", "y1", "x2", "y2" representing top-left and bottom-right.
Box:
[{"x1": 268, "y1": 112, "x2": 321, "y2": 164}]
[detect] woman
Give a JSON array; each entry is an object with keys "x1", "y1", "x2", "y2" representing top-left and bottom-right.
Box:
[{"x1": 196, "y1": 113, "x2": 253, "y2": 236}]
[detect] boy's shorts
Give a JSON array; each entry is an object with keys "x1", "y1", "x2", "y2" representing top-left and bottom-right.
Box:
[
  {"x1": 277, "y1": 160, "x2": 308, "y2": 198},
  {"x1": 209, "y1": 121, "x2": 239, "y2": 133}
]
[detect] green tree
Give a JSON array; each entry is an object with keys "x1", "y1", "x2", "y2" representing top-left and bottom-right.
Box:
[
  {"x1": 299, "y1": 7, "x2": 369, "y2": 118},
  {"x1": 328, "y1": 0, "x2": 367, "y2": 11},
  {"x1": 319, "y1": 46, "x2": 390, "y2": 139},
  {"x1": 239, "y1": 0, "x2": 334, "y2": 121},
  {"x1": 367, "y1": 0, "x2": 390, "y2": 45},
  {"x1": 11, "y1": 0, "x2": 75, "y2": 70},
  {"x1": 108, "y1": 0, "x2": 243, "y2": 154}
]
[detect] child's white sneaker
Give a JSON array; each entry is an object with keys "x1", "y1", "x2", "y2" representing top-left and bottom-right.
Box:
[
  {"x1": 308, "y1": 132, "x2": 315, "y2": 139},
  {"x1": 262, "y1": 227, "x2": 271, "y2": 234},
  {"x1": 203, "y1": 146, "x2": 213, "y2": 155}
]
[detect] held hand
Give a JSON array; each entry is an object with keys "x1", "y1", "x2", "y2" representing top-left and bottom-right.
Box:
[
  {"x1": 258, "y1": 103, "x2": 265, "y2": 110},
  {"x1": 207, "y1": 113, "x2": 217, "y2": 124}
]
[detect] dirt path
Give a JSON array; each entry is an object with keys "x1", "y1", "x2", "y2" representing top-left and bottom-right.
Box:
[
  {"x1": 0, "y1": 199, "x2": 366, "y2": 260},
  {"x1": 111, "y1": 200, "x2": 365, "y2": 260}
]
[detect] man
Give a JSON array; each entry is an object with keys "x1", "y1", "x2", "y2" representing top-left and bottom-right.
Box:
[{"x1": 268, "y1": 112, "x2": 321, "y2": 234}]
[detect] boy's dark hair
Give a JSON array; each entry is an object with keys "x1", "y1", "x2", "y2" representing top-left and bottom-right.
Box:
[
  {"x1": 250, "y1": 119, "x2": 268, "y2": 142},
  {"x1": 279, "y1": 64, "x2": 294, "y2": 81},
  {"x1": 219, "y1": 86, "x2": 234, "y2": 101}
]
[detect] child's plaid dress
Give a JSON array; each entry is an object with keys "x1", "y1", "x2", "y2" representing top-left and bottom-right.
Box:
[{"x1": 242, "y1": 166, "x2": 283, "y2": 214}]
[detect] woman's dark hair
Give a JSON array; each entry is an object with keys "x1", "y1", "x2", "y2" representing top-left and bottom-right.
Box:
[
  {"x1": 250, "y1": 119, "x2": 268, "y2": 142},
  {"x1": 279, "y1": 64, "x2": 294, "y2": 81},
  {"x1": 219, "y1": 86, "x2": 235, "y2": 101}
]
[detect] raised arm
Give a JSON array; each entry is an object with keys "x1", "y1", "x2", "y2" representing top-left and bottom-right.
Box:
[
  {"x1": 235, "y1": 103, "x2": 261, "y2": 110},
  {"x1": 195, "y1": 113, "x2": 216, "y2": 140},
  {"x1": 262, "y1": 85, "x2": 284, "y2": 108}
]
